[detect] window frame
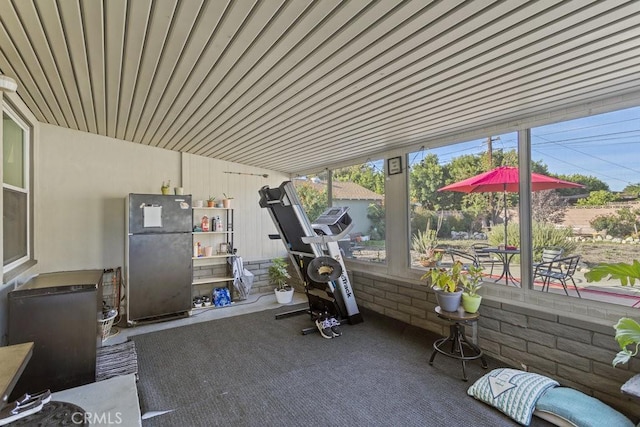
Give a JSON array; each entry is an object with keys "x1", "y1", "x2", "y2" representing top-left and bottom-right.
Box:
[
  {"x1": 3, "y1": 100, "x2": 32, "y2": 274},
  {"x1": 329, "y1": 160, "x2": 388, "y2": 266},
  {"x1": 335, "y1": 101, "x2": 640, "y2": 320}
]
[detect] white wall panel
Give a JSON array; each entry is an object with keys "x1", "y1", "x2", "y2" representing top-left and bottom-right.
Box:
[
  {"x1": 36, "y1": 123, "x2": 180, "y2": 272},
  {"x1": 182, "y1": 153, "x2": 288, "y2": 262},
  {"x1": 37, "y1": 126, "x2": 289, "y2": 273}
]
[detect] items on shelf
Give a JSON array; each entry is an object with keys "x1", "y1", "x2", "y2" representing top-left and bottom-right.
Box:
[
  {"x1": 212, "y1": 215, "x2": 223, "y2": 231},
  {"x1": 191, "y1": 206, "x2": 236, "y2": 308}
]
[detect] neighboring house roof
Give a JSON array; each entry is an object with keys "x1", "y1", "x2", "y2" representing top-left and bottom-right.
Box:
[{"x1": 293, "y1": 179, "x2": 383, "y2": 201}]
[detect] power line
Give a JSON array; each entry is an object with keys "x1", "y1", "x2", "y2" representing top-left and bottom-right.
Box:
[
  {"x1": 533, "y1": 130, "x2": 640, "y2": 146},
  {"x1": 531, "y1": 148, "x2": 632, "y2": 187},
  {"x1": 534, "y1": 116, "x2": 639, "y2": 138},
  {"x1": 533, "y1": 134, "x2": 640, "y2": 176}
]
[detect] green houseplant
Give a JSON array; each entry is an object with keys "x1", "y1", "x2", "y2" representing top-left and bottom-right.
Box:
[
  {"x1": 207, "y1": 195, "x2": 216, "y2": 207},
  {"x1": 269, "y1": 257, "x2": 293, "y2": 304},
  {"x1": 585, "y1": 261, "x2": 640, "y2": 366},
  {"x1": 461, "y1": 265, "x2": 484, "y2": 313},
  {"x1": 412, "y1": 229, "x2": 442, "y2": 267},
  {"x1": 412, "y1": 215, "x2": 443, "y2": 267},
  {"x1": 422, "y1": 261, "x2": 465, "y2": 312}
]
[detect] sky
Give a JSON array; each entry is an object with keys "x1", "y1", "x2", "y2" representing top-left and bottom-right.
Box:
[{"x1": 408, "y1": 106, "x2": 640, "y2": 192}]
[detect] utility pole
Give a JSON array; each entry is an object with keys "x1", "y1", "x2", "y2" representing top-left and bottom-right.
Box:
[
  {"x1": 487, "y1": 136, "x2": 493, "y2": 170},
  {"x1": 485, "y1": 136, "x2": 498, "y2": 228}
]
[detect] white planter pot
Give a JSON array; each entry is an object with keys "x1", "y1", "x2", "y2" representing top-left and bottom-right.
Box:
[
  {"x1": 434, "y1": 289, "x2": 462, "y2": 312},
  {"x1": 274, "y1": 288, "x2": 294, "y2": 304}
]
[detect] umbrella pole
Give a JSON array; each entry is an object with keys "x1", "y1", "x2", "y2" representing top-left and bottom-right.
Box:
[{"x1": 503, "y1": 189, "x2": 508, "y2": 248}]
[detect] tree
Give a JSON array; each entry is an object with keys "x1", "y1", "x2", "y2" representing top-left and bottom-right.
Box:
[
  {"x1": 367, "y1": 203, "x2": 385, "y2": 240},
  {"x1": 445, "y1": 153, "x2": 487, "y2": 215},
  {"x1": 622, "y1": 183, "x2": 640, "y2": 198},
  {"x1": 296, "y1": 183, "x2": 328, "y2": 221},
  {"x1": 333, "y1": 164, "x2": 384, "y2": 194},
  {"x1": 576, "y1": 190, "x2": 618, "y2": 206},
  {"x1": 409, "y1": 154, "x2": 446, "y2": 209},
  {"x1": 555, "y1": 174, "x2": 609, "y2": 197},
  {"x1": 531, "y1": 190, "x2": 567, "y2": 223}
]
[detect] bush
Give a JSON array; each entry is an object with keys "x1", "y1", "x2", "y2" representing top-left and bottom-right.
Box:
[
  {"x1": 531, "y1": 222, "x2": 577, "y2": 260},
  {"x1": 447, "y1": 211, "x2": 481, "y2": 234},
  {"x1": 590, "y1": 207, "x2": 639, "y2": 238},
  {"x1": 410, "y1": 207, "x2": 433, "y2": 235},
  {"x1": 487, "y1": 222, "x2": 577, "y2": 261},
  {"x1": 487, "y1": 222, "x2": 519, "y2": 247},
  {"x1": 367, "y1": 203, "x2": 385, "y2": 240},
  {"x1": 411, "y1": 208, "x2": 481, "y2": 239}
]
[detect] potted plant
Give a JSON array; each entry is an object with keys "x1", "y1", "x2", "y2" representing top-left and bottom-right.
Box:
[
  {"x1": 585, "y1": 260, "x2": 640, "y2": 366},
  {"x1": 412, "y1": 215, "x2": 443, "y2": 267},
  {"x1": 269, "y1": 257, "x2": 293, "y2": 304},
  {"x1": 412, "y1": 229, "x2": 441, "y2": 267},
  {"x1": 161, "y1": 180, "x2": 171, "y2": 195},
  {"x1": 223, "y1": 193, "x2": 234, "y2": 209},
  {"x1": 422, "y1": 261, "x2": 464, "y2": 312},
  {"x1": 207, "y1": 195, "x2": 216, "y2": 208},
  {"x1": 461, "y1": 265, "x2": 484, "y2": 313}
]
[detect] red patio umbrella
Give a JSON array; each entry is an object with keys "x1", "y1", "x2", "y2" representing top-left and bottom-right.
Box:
[{"x1": 438, "y1": 166, "x2": 583, "y2": 245}]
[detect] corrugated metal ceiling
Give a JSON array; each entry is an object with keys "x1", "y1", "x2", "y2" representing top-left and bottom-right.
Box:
[{"x1": 1, "y1": 0, "x2": 639, "y2": 174}]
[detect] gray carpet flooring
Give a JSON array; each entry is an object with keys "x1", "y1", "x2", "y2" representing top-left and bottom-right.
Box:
[{"x1": 132, "y1": 306, "x2": 553, "y2": 426}]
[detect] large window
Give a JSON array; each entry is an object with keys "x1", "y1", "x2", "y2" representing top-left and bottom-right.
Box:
[
  {"x1": 293, "y1": 162, "x2": 386, "y2": 263},
  {"x1": 408, "y1": 133, "x2": 519, "y2": 273},
  {"x1": 530, "y1": 106, "x2": 640, "y2": 307},
  {"x1": 332, "y1": 161, "x2": 386, "y2": 263},
  {"x1": 402, "y1": 106, "x2": 640, "y2": 308},
  {"x1": 3, "y1": 103, "x2": 30, "y2": 272}
]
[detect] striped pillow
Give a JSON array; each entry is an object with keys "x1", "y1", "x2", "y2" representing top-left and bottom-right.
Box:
[{"x1": 467, "y1": 368, "x2": 559, "y2": 426}]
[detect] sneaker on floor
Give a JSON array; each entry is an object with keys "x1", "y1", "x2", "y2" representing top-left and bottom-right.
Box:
[
  {"x1": 328, "y1": 317, "x2": 342, "y2": 337},
  {"x1": 0, "y1": 398, "x2": 44, "y2": 425},
  {"x1": 316, "y1": 318, "x2": 334, "y2": 339},
  {"x1": 17, "y1": 389, "x2": 51, "y2": 406}
]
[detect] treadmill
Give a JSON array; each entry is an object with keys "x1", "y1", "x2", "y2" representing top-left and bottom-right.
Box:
[{"x1": 259, "y1": 181, "x2": 363, "y2": 332}]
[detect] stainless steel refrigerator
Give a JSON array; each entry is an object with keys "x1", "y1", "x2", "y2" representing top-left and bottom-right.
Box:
[{"x1": 126, "y1": 194, "x2": 192, "y2": 324}]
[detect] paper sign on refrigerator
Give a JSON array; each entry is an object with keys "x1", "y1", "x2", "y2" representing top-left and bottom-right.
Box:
[{"x1": 143, "y1": 205, "x2": 162, "y2": 227}]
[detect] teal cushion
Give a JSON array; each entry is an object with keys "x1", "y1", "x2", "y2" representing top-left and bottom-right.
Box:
[
  {"x1": 467, "y1": 368, "x2": 559, "y2": 425},
  {"x1": 534, "y1": 387, "x2": 634, "y2": 427}
]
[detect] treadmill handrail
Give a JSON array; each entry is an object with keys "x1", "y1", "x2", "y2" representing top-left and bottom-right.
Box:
[{"x1": 301, "y1": 221, "x2": 354, "y2": 244}]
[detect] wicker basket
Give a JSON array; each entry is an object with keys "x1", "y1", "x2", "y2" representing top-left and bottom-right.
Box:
[{"x1": 98, "y1": 311, "x2": 118, "y2": 341}]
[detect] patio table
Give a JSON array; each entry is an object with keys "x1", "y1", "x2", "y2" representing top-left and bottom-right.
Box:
[{"x1": 477, "y1": 247, "x2": 520, "y2": 286}]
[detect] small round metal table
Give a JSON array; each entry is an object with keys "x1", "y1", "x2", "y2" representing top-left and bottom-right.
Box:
[{"x1": 429, "y1": 306, "x2": 488, "y2": 381}]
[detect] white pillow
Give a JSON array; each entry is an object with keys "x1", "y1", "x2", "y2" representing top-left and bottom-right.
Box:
[{"x1": 467, "y1": 368, "x2": 559, "y2": 426}]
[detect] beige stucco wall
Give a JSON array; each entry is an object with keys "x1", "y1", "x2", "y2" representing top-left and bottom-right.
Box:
[{"x1": 36, "y1": 123, "x2": 288, "y2": 274}]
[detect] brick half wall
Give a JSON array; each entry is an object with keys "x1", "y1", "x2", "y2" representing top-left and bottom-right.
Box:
[{"x1": 350, "y1": 270, "x2": 640, "y2": 421}]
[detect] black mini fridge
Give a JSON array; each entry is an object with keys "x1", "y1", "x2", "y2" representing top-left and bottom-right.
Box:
[{"x1": 8, "y1": 270, "x2": 103, "y2": 399}]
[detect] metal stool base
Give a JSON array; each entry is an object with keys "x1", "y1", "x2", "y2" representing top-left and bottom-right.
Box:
[{"x1": 429, "y1": 322, "x2": 488, "y2": 381}]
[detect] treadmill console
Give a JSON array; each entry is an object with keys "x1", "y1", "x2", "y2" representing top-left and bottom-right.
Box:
[{"x1": 312, "y1": 207, "x2": 352, "y2": 235}]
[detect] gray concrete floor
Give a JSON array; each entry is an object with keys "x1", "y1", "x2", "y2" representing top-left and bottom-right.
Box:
[
  {"x1": 104, "y1": 290, "x2": 307, "y2": 346},
  {"x1": 58, "y1": 291, "x2": 306, "y2": 426},
  {"x1": 87, "y1": 277, "x2": 640, "y2": 425}
]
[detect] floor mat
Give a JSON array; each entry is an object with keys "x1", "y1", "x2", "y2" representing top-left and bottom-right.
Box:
[{"x1": 96, "y1": 340, "x2": 138, "y2": 382}]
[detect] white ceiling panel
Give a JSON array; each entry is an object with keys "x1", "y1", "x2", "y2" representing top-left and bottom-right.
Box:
[{"x1": 0, "y1": 0, "x2": 639, "y2": 174}]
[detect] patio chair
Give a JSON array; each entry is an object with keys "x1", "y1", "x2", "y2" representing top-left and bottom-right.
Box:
[
  {"x1": 534, "y1": 246, "x2": 564, "y2": 265},
  {"x1": 533, "y1": 255, "x2": 582, "y2": 298},
  {"x1": 532, "y1": 246, "x2": 564, "y2": 275},
  {"x1": 470, "y1": 243, "x2": 501, "y2": 277},
  {"x1": 444, "y1": 248, "x2": 477, "y2": 267}
]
